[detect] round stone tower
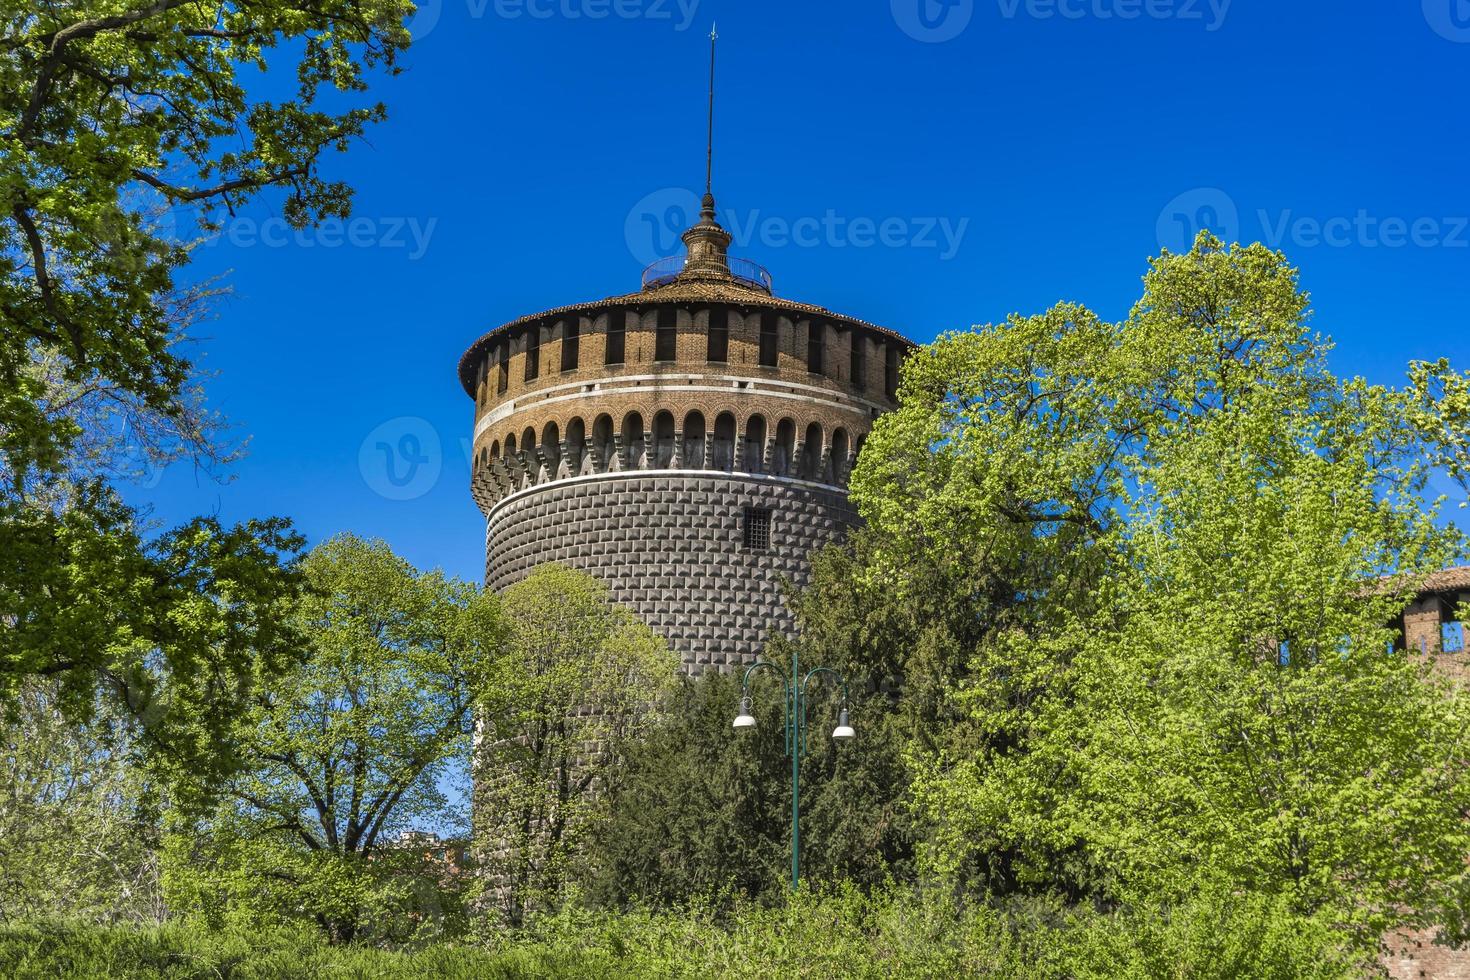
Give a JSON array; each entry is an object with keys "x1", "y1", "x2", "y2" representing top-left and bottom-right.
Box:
[{"x1": 456, "y1": 193, "x2": 912, "y2": 672}]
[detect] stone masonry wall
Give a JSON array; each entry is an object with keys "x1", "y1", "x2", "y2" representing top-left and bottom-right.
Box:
[{"x1": 485, "y1": 472, "x2": 858, "y2": 673}]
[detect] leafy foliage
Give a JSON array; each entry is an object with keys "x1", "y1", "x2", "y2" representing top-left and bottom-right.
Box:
[
  {"x1": 475, "y1": 564, "x2": 678, "y2": 926},
  {"x1": 1, "y1": 0, "x2": 413, "y2": 477},
  {"x1": 580, "y1": 667, "x2": 913, "y2": 909},
  {"x1": 825, "y1": 232, "x2": 1470, "y2": 954},
  {"x1": 165, "y1": 535, "x2": 497, "y2": 943},
  {"x1": 0, "y1": 495, "x2": 304, "y2": 803},
  {"x1": 0, "y1": 0, "x2": 411, "y2": 785},
  {"x1": 0, "y1": 681, "x2": 165, "y2": 924},
  {"x1": 0, "y1": 886, "x2": 1372, "y2": 979}
]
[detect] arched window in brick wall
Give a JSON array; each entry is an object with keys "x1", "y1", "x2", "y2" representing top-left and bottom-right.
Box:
[
  {"x1": 774, "y1": 418, "x2": 795, "y2": 477},
  {"x1": 743, "y1": 415, "x2": 767, "y2": 473},
  {"x1": 565, "y1": 418, "x2": 586, "y2": 476},
  {"x1": 831, "y1": 428, "x2": 850, "y2": 483},
  {"x1": 622, "y1": 411, "x2": 646, "y2": 468},
  {"x1": 653, "y1": 411, "x2": 676, "y2": 468},
  {"x1": 683, "y1": 411, "x2": 707, "y2": 468},
  {"x1": 802, "y1": 422, "x2": 822, "y2": 481},
  {"x1": 713, "y1": 412, "x2": 736, "y2": 471},
  {"x1": 540, "y1": 421, "x2": 560, "y2": 473},
  {"x1": 592, "y1": 415, "x2": 614, "y2": 473},
  {"x1": 504, "y1": 433, "x2": 517, "y2": 458}
]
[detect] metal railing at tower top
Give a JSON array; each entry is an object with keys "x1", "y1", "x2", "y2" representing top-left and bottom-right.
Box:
[{"x1": 641, "y1": 255, "x2": 773, "y2": 294}]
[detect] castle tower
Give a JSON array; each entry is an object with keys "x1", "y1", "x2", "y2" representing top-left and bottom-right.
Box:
[
  {"x1": 456, "y1": 33, "x2": 913, "y2": 671},
  {"x1": 456, "y1": 221, "x2": 912, "y2": 671}
]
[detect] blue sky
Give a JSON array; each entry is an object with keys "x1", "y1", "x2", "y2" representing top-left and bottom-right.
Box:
[{"x1": 125, "y1": 0, "x2": 1470, "y2": 582}]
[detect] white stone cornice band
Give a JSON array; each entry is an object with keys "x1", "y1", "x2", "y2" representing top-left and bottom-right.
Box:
[{"x1": 474, "y1": 373, "x2": 885, "y2": 441}]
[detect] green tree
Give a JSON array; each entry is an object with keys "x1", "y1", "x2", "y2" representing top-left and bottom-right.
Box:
[
  {"x1": 580, "y1": 665, "x2": 913, "y2": 910},
  {"x1": 0, "y1": 680, "x2": 165, "y2": 924},
  {"x1": 165, "y1": 535, "x2": 500, "y2": 944},
  {"x1": 2, "y1": 0, "x2": 412, "y2": 473},
  {"x1": 475, "y1": 564, "x2": 678, "y2": 927},
  {"x1": 838, "y1": 232, "x2": 1470, "y2": 953},
  {"x1": 0, "y1": 0, "x2": 412, "y2": 784}
]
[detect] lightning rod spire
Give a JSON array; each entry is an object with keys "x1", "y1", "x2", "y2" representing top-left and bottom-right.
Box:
[{"x1": 706, "y1": 23, "x2": 717, "y2": 200}]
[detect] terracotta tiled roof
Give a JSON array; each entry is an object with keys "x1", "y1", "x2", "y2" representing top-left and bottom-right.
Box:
[
  {"x1": 1421, "y1": 566, "x2": 1470, "y2": 593},
  {"x1": 456, "y1": 278, "x2": 914, "y2": 397}
]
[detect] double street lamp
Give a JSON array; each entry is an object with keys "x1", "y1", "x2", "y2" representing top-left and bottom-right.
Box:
[{"x1": 732, "y1": 648, "x2": 854, "y2": 890}]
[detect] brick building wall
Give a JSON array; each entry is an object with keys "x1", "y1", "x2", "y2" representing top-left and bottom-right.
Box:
[{"x1": 1385, "y1": 569, "x2": 1470, "y2": 979}]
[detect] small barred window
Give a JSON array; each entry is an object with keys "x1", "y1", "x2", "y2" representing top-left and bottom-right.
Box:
[{"x1": 743, "y1": 507, "x2": 772, "y2": 552}]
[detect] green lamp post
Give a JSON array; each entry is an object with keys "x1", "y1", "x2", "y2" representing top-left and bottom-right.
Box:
[{"x1": 732, "y1": 649, "x2": 855, "y2": 890}]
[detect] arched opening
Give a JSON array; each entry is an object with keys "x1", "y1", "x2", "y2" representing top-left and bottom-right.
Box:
[
  {"x1": 743, "y1": 415, "x2": 767, "y2": 473},
  {"x1": 565, "y1": 418, "x2": 586, "y2": 475},
  {"x1": 622, "y1": 411, "x2": 646, "y2": 468},
  {"x1": 504, "y1": 432, "x2": 517, "y2": 458},
  {"x1": 831, "y1": 427, "x2": 851, "y2": 484},
  {"x1": 521, "y1": 426, "x2": 536, "y2": 462},
  {"x1": 592, "y1": 414, "x2": 615, "y2": 473},
  {"x1": 774, "y1": 418, "x2": 796, "y2": 477},
  {"x1": 683, "y1": 411, "x2": 707, "y2": 469},
  {"x1": 540, "y1": 421, "x2": 560, "y2": 473},
  {"x1": 652, "y1": 411, "x2": 676, "y2": 468},
  {"x1": 713, "y1": 412, "x2": 736, "y2": 471},
  {"x1": 478, "y1": 448, "x2": 488, "y2": 471},
  {"x1": 490, "y1": 439, "x2": 500, "y2": 460},
  {"x1": 802, "y1": 422, "x2": 822, "y2": 480}
]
